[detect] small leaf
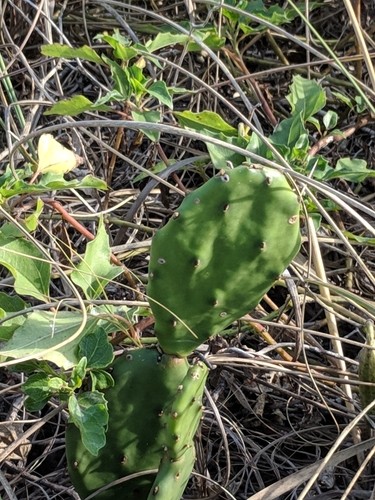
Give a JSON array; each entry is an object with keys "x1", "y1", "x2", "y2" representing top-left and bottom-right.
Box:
[
  {"x1": 324, "y1": 158, "x2": 374, "y2": 183},
  {"x1": 70, "y1": 357, "x2": 88, "y2": 388},
  {"x1": 147, "y1": 81, "x2": 173, "y2": 109},
  {"x1": 24, "y1": 198, "x2": 44, "y2": 232},
  {"x1": 78, "y1": 327, "x2": 114, "y2": 369},
  {"x1": 131, "y1": 109, "x2": 161, "y2": 142},
  {"x1": 323, "y1": 110, "x2": 338, "y2": 130},
  {"x1": 44, "y1": 95, "x2": 111, "y2": 117},
  {"x1": 71, "y1": 218, "x2": 123, "y2": 300},
  {"x1": 286, "y1": 75, "x2": 326, "y2": 120},
  {"x1": 68, "y1": 392, "x2": 109, "y2": 456},
  {"x1": 99, "y1": 31, "x2": 138, "y2": 61},
  {"x1": 90, "y1": 370, "x2": 114, "y2": 391},
  {"x1": 41, "y1": 44, "x2": 103, "y2": 65},
  {"x1": 146, "y1": 32, "x2": 189, "y2": 53},
  {"x1": 175, "y1": 110, "x2": 237, "y2": 136}
]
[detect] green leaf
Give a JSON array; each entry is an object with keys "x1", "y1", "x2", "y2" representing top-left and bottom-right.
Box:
[
  {"x1": 41, "y1": 44, "x2": 103, "y2": 65},
  {"x1": 44, "y1": 95, "x2": 111, "y2": 117},
  {"x1": 343, "y1": 231, "x2": 375, "y2": 246},
  {"x1": 90, "y1": 369, "x2": 114, "y2": 391},
  {"x1": 0, "y1": 175, "x2": 107, "y2": 200},
  {"x1": 270, "y1": 112, "x2": 306, "y2": 154},
  {"x1": 175, "y1": 110, "x2": 237, "y2": 136},
  {"x1": 0, "y1": 311, "x2": 97, "y2": 369},
  {"x1": 323, "y1": 110, "x2": 338, "y2": 130},
  {"x1": 103, "y1": 56, "x2": 132, "y2": 100},
  {"x1": 0, "y1": 293, "x2": 27, "y2": 341},
  {"x1": 286, "y1": 75, "x2": 326, "y2": 120},
  {"x1": 133, "y1": 161, "x2": 168, "y2": 183},
  {"x1": 131, "y1": 109, "x2": 161, "y2": 142},
  {"x1": 323, "y1": 158, "x2": 374, "y2": 183},
  {"x1": 206, "y1": 134, "x2": 247, "y2": 170},
  {"x1": 147, "y1": 81, "x2": 173, "y2": 109},
  {"x1": 24, "y1": 198, "x2": 44, "y2": 232},
  {"x1": 78, "y1": 327, "x2": 114, "y2": 369},
  {"x1": 0, "y1": 232, "x2": 50, "y2": 301},
  {"x1": 68, "y1": 391, "x2": 109, "y2": 456},
  {"x1": 70, "y1": 357, "x2": 88, "y2": 388},
  {"x1": 71, "y1": 218, "x2": 123, "y2": 300},
  {"x1": 99, "y1": 31, "x2": 138, "y2": 61},
  {"x1": 146, "y1": 32, "x2": 190, "y2": 53},
  {"x1": 23, "y1": 373, "x2": 50, "y2": 404}
]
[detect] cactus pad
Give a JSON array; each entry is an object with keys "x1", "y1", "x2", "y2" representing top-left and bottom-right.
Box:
[
  {"x1": 148, "y1": 164, "x2": 301, "y2": 356},
  {"x1": 66, "y1": 348, "x2": 190, "y2": 499},
  {"x1": 148, "y1": 360, "x2": 209, "y2": 499}
]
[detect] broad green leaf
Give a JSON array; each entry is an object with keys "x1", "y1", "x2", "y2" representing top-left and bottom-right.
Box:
[
  {"x1": 131, "y1": 109, "x2": 161, "y2": 142},
  {"x1": 0, "y1": 233, "x2": 50, "y2": 301},
  {"x1": 71, "y1": 218, "x2": 123, "y2": 300},
  {"x1": 286, "y1": 75, "x2": 326, "y2": 120},
  {"x1": 68, "y1": 391, "x2": 109, "y2": 455},
  {"x1": 41, "y1": 44, "x2": 103, "y2": 65},
  {"x1": 0, "y1": 311, "x2": 97, "y2": 369},
  {"x1": 78, "y1": 327, "x2": 113, "y2": 369},
  {"x1": 175, "y1": 110, "x2": 237, "y2": 136},
  {"x1": 147, "y1": 81, "x2": 173, "y2": 109},
  {"x1": 44, "y1": 95, "x2": 111, "y2": 116},
  {"x1": 323, "y1": 158, "x2": 374, "y2": 182},
  {"x1": 323, "y1": 110, "x2": 338, "y2": 130}
]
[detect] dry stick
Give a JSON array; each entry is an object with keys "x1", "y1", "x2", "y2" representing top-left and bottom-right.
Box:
[
  {"x1": 247, "y1": 436, "x2": 375, "y2": 500},
  {"x1": 308, "y1": 115, "x2": 373, "y2": 156},
  {"x1": 43, "y1": 199, "x2": 139, "y2": 295},
  {"x1": 221, "y1": 47, "x2": 278, "y2": 127},
  {"x1": 307, "y1": 217, "x2": 362, "y2": 454},
  {"x1": 103, "y1": 126, "x2": 125, "y2": 211}
]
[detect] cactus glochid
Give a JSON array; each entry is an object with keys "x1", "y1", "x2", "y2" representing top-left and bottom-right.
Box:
[{"x1": 148, "y1": 164, "x2": 301, "y2": 356}]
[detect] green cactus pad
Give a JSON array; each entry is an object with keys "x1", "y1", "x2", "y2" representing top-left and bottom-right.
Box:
[
  {"x1": 66, "y1": 348, "x2": 189, "y2": 499},
  {"x1": 148, "y1": 164, "x2": 301, "y2": 356},
  {"x1": 148, "y1": 361, "x2": 209, "y2": 499}
]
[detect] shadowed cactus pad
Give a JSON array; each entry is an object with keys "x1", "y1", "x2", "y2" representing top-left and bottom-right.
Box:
[
  {"x1": 66, "y1": 348, "x2": 190, "y2": 499},
  {"x1": 148, "y1": 164, "x2": 301, "y2": 356}
]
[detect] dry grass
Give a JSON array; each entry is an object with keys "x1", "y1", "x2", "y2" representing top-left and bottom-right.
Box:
[{"x1": 0, "y1": 0, "x2": 375, "y2": 498}]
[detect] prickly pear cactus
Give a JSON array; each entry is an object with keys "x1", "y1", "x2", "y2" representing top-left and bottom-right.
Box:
[
  {"x1": 358, "y1": 320, "x2": 375, "y2": 414},
  {"x1": 148, "y1": 361, "x2": 209, "y2": 499},
  {"x1": 148, "y1": 164, "x2": 301, "y2": 356},
  {"x1": 66, "y1": 348, "x2": 190, "y2": 499}
]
